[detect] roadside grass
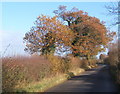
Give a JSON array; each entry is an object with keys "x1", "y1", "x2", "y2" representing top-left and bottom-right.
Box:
[
  {"x1": 15, "y1": 68, "x2": 85, "y2": 92},
  {"x1": 2, "y1": 55, "x2": 52, "y2": 92},
  {"x1": 2, "y1": 54, "x2": 97, "y2": 92},
  {"x1": 16, "y1": 73, "x2": 67, "y2": 92}
]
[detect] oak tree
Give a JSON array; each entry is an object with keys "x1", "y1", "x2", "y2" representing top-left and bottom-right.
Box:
[
  {"x1": 24, "y1": 15, "x2": 73, "y2": 55},
  {"x1": 24, "y1": 5, "x2": 115, "y2": 62},
  {"x1": 54, "y1": 5, "x2": 115, "y2": 60}
]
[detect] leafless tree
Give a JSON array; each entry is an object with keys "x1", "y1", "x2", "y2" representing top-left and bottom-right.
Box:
[{"x1": 105, "y1": 1, "x2": 119, "y2": 25}]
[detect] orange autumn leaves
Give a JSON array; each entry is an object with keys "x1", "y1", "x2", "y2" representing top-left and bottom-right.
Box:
[
  {"x1": 24, "y1": 5, "x2": 115, "y2": 57},
  {"x1": 53, "y1": 5, "x2": 115, "y2": 57},
  {"x1": 24, "y1": 15, "x2": 74, "y2": 54}
]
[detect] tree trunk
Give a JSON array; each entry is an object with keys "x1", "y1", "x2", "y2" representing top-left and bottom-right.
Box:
[{"x1": 86, "y1": 55, "x2": 90, "y2": 66}]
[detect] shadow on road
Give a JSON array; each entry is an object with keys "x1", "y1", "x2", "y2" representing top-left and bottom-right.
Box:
[
  {"x1": 67, "y1": 65, "x2": 118, "y2": 92},
  {"x1": 46, "y1": 65, "x2": 118, "y2": 92}
]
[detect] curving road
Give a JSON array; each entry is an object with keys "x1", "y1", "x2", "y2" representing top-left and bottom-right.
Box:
[{"x1": 46, "y1": 64, "x2": 118, "y2": 92}]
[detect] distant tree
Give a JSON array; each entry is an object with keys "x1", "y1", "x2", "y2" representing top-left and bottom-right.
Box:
[
  {"x1": 99, "y1": 54, "x2": 106, "y2": 60},
  {"x1": 99, "y1": 54, "x2": 108, "y2": 63}
]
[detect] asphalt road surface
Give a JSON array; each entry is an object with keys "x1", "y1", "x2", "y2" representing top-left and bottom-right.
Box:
[{"x1": 46, "y1": 64, "x2": 118, "y2": 92}]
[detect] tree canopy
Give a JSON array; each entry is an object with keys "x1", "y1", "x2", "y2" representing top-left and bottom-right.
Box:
[{"x1": 23, "y1": 5, "x2": 116, "y2": 58}]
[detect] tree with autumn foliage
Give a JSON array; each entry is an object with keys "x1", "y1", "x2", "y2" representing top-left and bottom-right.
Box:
[
  {"x1": 23, "y1": 15, "x2": 73, "y2": 55},
  {"x1": 24, "y1": 5, "x2": 115, "y2": 60},
  {"x1": 53, "y1": 5, "x2": 115, "y2": 60}
]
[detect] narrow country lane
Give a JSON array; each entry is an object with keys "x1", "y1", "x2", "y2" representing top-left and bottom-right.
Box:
[{"x1": 45, "y1": 64, "x2": 118, "y2": 92}]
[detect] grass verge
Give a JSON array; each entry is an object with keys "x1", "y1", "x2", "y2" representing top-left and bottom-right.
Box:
[{"x1": 15, "y1": 68, "x2": 85, "y2": 92}]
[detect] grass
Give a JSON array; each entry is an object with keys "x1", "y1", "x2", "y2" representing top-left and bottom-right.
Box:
[
  {"x1": 15, "y1": 68, "x2": 85, "y2": 92},
  {"x1": 2, "y1": 55, "x2": 52, "y2": 92},
  {"x1": 16, "y1": 73, "x2": 67, "y2": 92},
  {"x1": 2, "y1": 54, "x2": 97, "y2": 92}
]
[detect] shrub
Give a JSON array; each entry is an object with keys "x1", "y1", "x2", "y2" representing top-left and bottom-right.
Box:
[
  {"x1": 2, "y1": 56, "x2": 51, "y2": 92},
  {"x1": 69, "y1": 56, "x2": 81, "y2": 70},
  {"x1": 107, "y1": 40, "x2": 120, "y2": 85},
  {"x1": 46, "y1": 54, "x2": 70, "y2": 74},
  {"x1": 65, "y1": 72, "x2": 75, "y2": 79},
  {"x1": 80, "y1": 59, "x2": 89, "y2": 70},
  {"x1": 89, "y1": 58, "x2": 97, "y2": 67}
]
